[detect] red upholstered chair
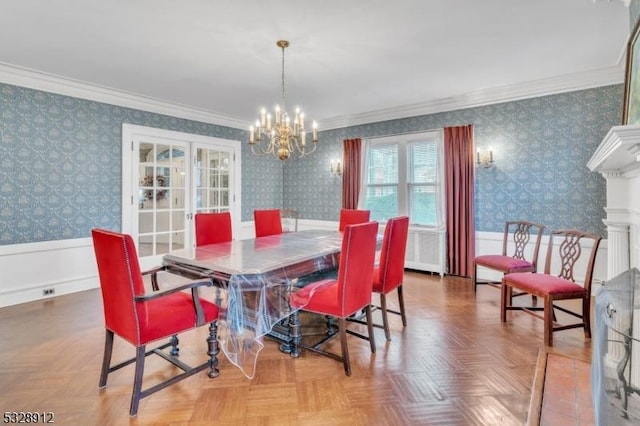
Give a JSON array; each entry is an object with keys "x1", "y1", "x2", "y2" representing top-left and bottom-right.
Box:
[
  {"x1": 254, "y1": 209, "x2": 283, "y2": 237},
  {"x1": 195, "y1": 212, "x2": 232, "y2": 246},
  {"x1": 338, "y1": 208, "x2": 370, "y2": 232},
  {"x1": 372, "y1": 216, "x2": 410, "y2": 340},
  {"x1": 500, "y1": 229, "x2": 602, "y2": 346},
  {"x1": 289, "y1": 221, "x2": 379, "y2": 376},
  {"x1": 472, "y1": 221, "x2": 545, "y2": 301},
  {"x1": 91, "y1": 229, "x2": 220, "y2": 416}
]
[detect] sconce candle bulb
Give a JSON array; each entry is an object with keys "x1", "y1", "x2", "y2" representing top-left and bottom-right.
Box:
[
  {"x1": 330, "y1": 159, "x2": 342, "y2": 175},
  {"x1": 476, "y1": 148, "x2": 494, "y2": 168}
]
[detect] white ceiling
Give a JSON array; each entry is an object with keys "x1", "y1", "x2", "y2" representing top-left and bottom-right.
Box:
[{"x1": 0, "y1": 0, "x2": 631, "y2": 130}]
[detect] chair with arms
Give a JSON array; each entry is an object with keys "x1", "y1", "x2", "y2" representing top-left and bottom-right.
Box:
[
  {"x1": 500, "y1": 229, "x2": 602, "y2": 346},
  {"x1": 254, "y1": 209, "x2": 283, "y2": 237},
  {"x1": 91, "y1": 229, "x2": 220, "y2": 416},
  {"x1": 289, "y1": 221, "x2": 379, "y2": 376},
  {"x1": 472, "y1": 220, "x2": 545, "y2": 300},
  {"x1": 195, "y1": 212, "x2": 232, "y2": 246},
  {"x1": 338, "y1": 208, "x2": 370, "y2": 232}
]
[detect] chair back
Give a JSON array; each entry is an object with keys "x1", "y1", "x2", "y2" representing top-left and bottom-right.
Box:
[
  {"x1": 336, "y1": 221, "x2": 379, "y2": 316},
  {"x1": 280, "y1": 208, "x2": 299, "y2": 232},
  {"x1": 91, "y1": 229, "x2": 145, "y2": 345},
  {"x1": 543, "y1": 229, "x2": 602, "y2": 294},
  {"x1": 377, "y1": 216, "x2": 409, "y2": 293},
  {"x1": 254, "y1": 209, "x2": 283, "y2": 237},
  {"x1": 195, "y1": 212, "x2": 232, "y2": 246},
  {"x1": 338, "y1": 209, "x2": 371, "y2": 232},
  {"x1": 503, "y1": 220, "x2": 545, "y2": 268}
]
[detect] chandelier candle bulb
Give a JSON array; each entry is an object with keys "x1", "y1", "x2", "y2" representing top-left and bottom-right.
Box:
[
  {"x1": 312, "y1": 121, "x2": 318, "y2": 142},
  {"x1": 249, "y1": 126, "x2": 255, "y2": 144}
]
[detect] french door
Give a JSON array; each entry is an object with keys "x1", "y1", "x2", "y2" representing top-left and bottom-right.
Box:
[{"x1": 122, "y1": 124, "x2": 241, "y2": 270}]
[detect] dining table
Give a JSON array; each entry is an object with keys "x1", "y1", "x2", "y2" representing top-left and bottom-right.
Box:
[{"x1": 162, "y1": 229, "x2": 346, "y2": 379}]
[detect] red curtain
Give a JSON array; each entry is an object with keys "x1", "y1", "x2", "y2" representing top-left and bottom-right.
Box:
[
  {"x1": 342, "y1": 138, "x2": 362, "y2": 209},
  {"x1": 444, "y1": 125, "x2": 475, "y2": 277}
]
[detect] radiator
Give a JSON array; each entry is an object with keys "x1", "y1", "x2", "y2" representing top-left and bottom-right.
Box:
[{"x1": 404, "y1": 227, "x2": 446, "y2": 276}]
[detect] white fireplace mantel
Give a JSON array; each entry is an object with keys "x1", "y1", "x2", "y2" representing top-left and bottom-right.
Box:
[
  {"x1": 587, "y1": 124, "x2": 640, "y2": 176},
  {"x1": 588, "y1": 124, "x2": 640, "y2": 278}
]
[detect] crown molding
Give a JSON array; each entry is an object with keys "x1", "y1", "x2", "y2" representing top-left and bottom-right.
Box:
[
  {"x1": 0, "y1": 62, "x2": 625, "y2": 133},
  {"x1": 0, "y1": 62, "x2": 248, "y2": 130},
  {"x1": 319, "y1": 65, "x2": 625, "y2": 130}
]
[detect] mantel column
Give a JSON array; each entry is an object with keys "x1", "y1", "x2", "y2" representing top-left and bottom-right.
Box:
[{"x1": 602, "y1": 219, "x2": 630, "y2": 279}]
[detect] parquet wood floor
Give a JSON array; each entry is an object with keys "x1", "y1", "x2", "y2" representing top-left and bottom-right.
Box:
[{"x1": 0, "y1": 272, "x2": 591, "y2": 425}]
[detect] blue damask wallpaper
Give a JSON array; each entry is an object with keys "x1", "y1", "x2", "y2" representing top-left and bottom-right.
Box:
[
  {"x1": 287, "y1": 85, "x2": 622, "y2": 237},
  {"x1": 0, "y1": 81, "x2": 623, "y2": 245},
  {"x1": 0, "y1": 83, "x2": 282, "y2": 244}
]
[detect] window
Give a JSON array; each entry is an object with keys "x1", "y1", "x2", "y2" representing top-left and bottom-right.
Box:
[{"x1": 361, "y1": 131, "x2": 444, "y2": 227}]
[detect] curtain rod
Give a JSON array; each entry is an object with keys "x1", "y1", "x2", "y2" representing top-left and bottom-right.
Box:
[{"x1": 357, "y1": 124, "x2": 471, "y2": 140}]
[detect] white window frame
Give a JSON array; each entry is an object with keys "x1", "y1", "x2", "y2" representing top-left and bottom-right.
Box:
[{"x1": 359, "y1": 130, "x2": 445, "y2": 229}]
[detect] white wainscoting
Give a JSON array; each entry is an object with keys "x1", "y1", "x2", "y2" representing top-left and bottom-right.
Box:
[
  {"x1": 1, "y1": 225, "x2": 608, "y2": 308},
  {"x1": 0, "y1": 238, "x2": 99, "y2": 308}
]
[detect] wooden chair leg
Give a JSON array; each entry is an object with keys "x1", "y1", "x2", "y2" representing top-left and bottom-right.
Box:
[
  {"x1": 397, "y1": 285, "x2": 407, "y2": 327},
  {"x1": 380, "y1": 294, "x2": 391, "y2": 341},
  {"x1": 99, "y1": 329, "x2": 114, "y2": 388},
  {"x1": 339, "y1": 318, "x2": 351, "y2": 376},
  {"x1": 544, "y1": 296, "x2": 553, "y2": 347},
  {"x1": 207, "y1": 321, "x2": 220, "y2": 378},
  {"x1": 170, "y1": 334, "x2": 179, "y2": 356},
  {"x1": 583, "y1": 295, "x2": 591, "y2": 339},
  {"x1": 472, "y1": 262, "x2": 478, "y2": 292},
  {"x1": 365, "y1": 305, "x2": 376, "y2": 352},
  {"x1": 130, "y1": 346, "x2": 146, "y2": 416},
  {"x1": 500, "y1": 282, "x2": 508, "y2": 323}
]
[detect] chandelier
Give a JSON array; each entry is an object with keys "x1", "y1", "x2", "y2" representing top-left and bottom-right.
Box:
[{"x1": 249, "y1": 40, "x2": 318, "y2": 161}]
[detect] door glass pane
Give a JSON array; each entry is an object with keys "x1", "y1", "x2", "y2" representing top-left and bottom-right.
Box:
[
  {"x1": 137, "y1": 142, "x2": 186, "y2": 257},
  {"x1": 196, "y1": 147, "x2": 231, "y2": 214},
  {"x1": 138, "y1": 234, "x2": 154, "y2": 257}
]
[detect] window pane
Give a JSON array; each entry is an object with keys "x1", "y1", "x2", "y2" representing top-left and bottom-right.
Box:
[
  {"x1": 368, "y1": 145, "x2": 398, "y2": 184},
  {"x1": 409, "y1": 142, "x2": 437, "y2": 183},
  {"x1": 364, "y1": 186, "x2": 398, "y2": 222},
  {"x1": 410, "y1": 185, "x2": 437, "y2": 226}
]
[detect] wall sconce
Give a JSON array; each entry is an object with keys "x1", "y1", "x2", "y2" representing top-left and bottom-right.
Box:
[
  {"x1": 476, "y1": 148, "x2": 494, "y2": 168},
  {"x1": 330, "y1": 159, "x2": 342, "y2": 176}
]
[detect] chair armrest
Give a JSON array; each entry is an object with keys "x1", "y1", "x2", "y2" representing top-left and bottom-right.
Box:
[
  {"x1": 141, "y1": 265, "x2": 166, "y2": 276},
  {"x1": 134, "y1": 279, "x2": 213, "y2": 301},
  {"x1": 135, "y1": 278, "x2": 214, "y2": 326},
  {"x1": 142, "y1": 265, "x2": 168, "y2": 291}
]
